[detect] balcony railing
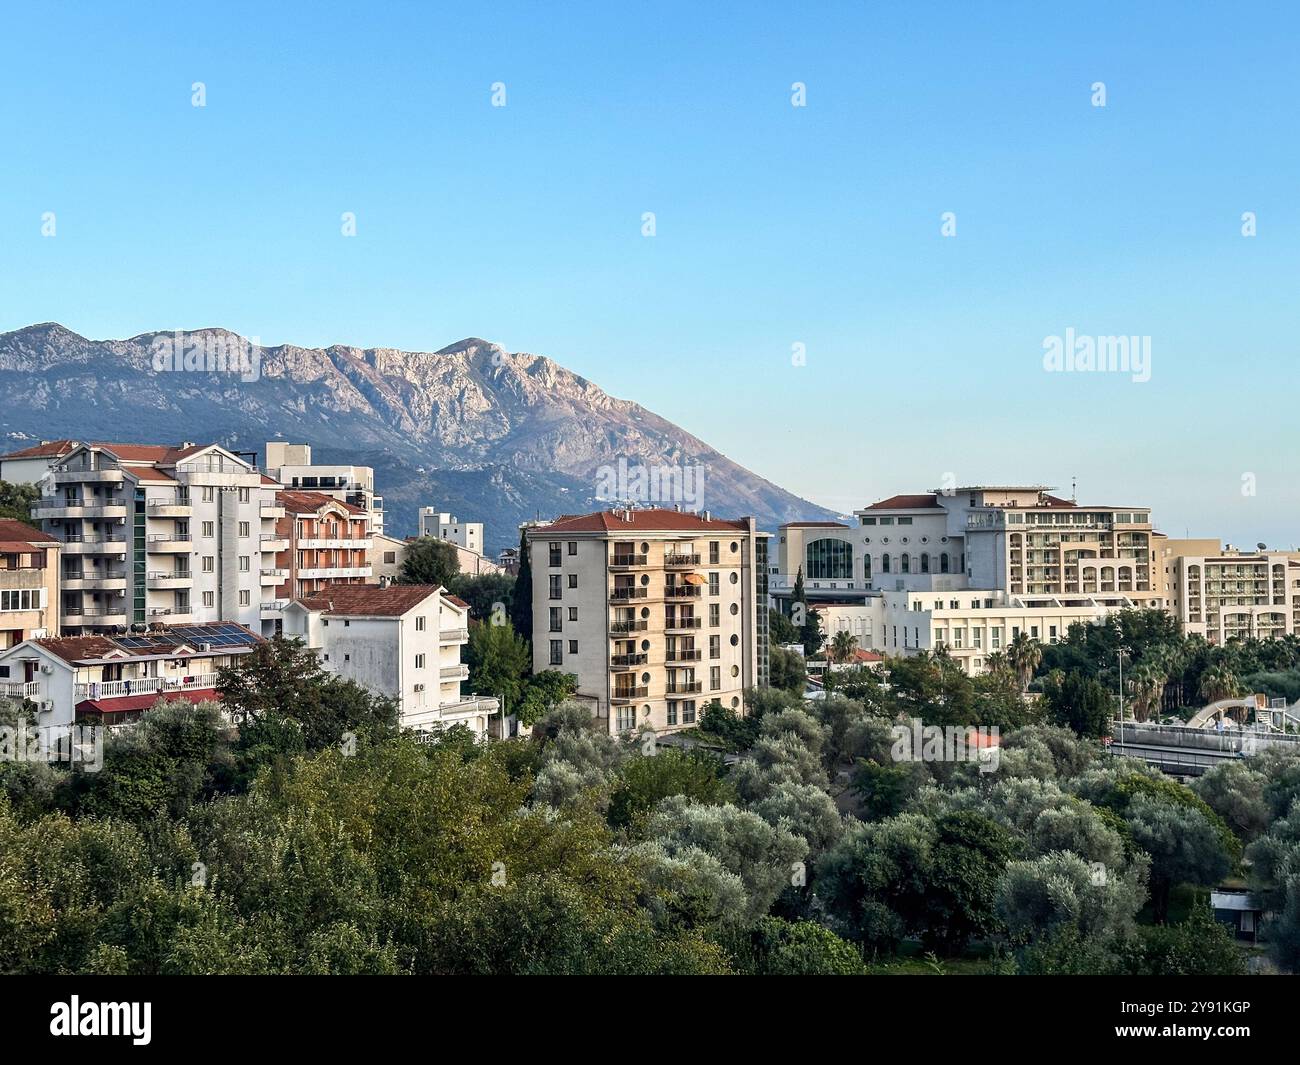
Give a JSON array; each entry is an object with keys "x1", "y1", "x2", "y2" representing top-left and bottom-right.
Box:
[
  {"x1": 663, "y1": 553, "x2": 700, "y2": 567},
  {"x1": 610, "y1": 653, "x2": 648, "y2": 668},
  {"x1": 665, "y1": 585, "x2": 701, "y2": 598},
  {"x1": 666, "y1": 649, "x2": 702, "y2": 662},
  {"x1": 667, "y1": 681, "x2": 702, "y2": 695},
  {"x1": 611, "y1": 687, "x2": 649, "y2": 703},
  {"x1": 609, "y1": 620, "x2": 648, "y2": 634},
  {"x1": 610, "y1": 553, "x2": 648, "y2": 568},
  {"x1": 609, "y1": 587, "x2": 648, "y2": 601},
  {"x1": 74, "y1": 674, "x2": 220, "y2": 700},
  {"x1": 0, "y1": 680, "x2": 40, "y2": 698},
  {"x1": 664, "y1": 616, "x2": 701, "y2": 629},
  {"x1": 439, "y1": 627, "x2": 469, "y2": 642}
]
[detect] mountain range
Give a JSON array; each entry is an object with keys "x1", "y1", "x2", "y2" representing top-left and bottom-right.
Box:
[{"x1": 0, "y1": 323, "x2": 838, "y2": 552}]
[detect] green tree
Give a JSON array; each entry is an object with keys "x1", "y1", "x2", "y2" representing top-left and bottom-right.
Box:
[
  {"x1": 607, "y1": 748, "x2": 732, "y2": 830},
  {"x1": 1006, "y1": 632, "x2": 1043, "y2": 692},
  {"x1": 768, "y1": 608, "x2": 799, "y2": 645},
  {"x1": 510, "y1": 529, "x2": 533, "y2": 641},
  {"x1": 397, "y1": 536, "x2": 460, "y2": 587},
  {"x1": 517, "y1": 670, "x2": 577, "y2": 728},
  {"x1": 448, "y1": 572, "x2": 515, "y2": 624},
  {"x1": 464, "y1": 619, "x2": 531, "y2": 713},
  {"x1": 0, "y1": 481, "x2": 40, "y2": 526},
  {"x1": 767, "y1": 645, "x2": 807, "y2": 695}
]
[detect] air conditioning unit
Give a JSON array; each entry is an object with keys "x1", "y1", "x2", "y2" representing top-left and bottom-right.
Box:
[
  {"x1": 201, "y1": 642, "x2": 213, "y2": 652},
  {"x1": 37, "y1": 700, "x2": 56, "y2": 712},
  {"x1": 40, "y1": 664, "x2": 54, "y2": 674},
  {"x1": 413, "y1": 683, "x2": 425, "y2": 692},
  {"x1": 116, "y1": 517, "x2": 126, "y2": 525}
]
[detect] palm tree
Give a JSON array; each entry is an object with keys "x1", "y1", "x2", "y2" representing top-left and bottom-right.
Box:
[
  {"x1": 1198, "y1": 663, "x2": 1242, "y2": 705},
  {"x1": 1006, "y1": 632, "x2": 1042, "y2": 692},
  {"x1": 1130, "y1": 664, "x2": 1165, "y2": 722},
  {"x1": 830, "y1": 630, "x2": 858, "y2": 666},
  {"x1": 983, "y1": 650, "x2": 1011, "y2": 679}
]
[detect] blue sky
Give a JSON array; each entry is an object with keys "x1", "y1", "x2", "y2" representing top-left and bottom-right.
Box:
[{"x1": 2, "y1": 1, "x2": 1298, "y2": 544}]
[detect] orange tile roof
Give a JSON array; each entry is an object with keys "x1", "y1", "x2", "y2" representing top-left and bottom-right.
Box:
[
  {"x1": 780, "y1": 520, "x2": 848, "y2": 529},
  {"x1": 0, "y1": 519, "x2": 59, "y2": 545},
  {"x1": 0, "y1": 439, "x2": 79, "y2": 460},
  {"x1": 277, "y1": 489, "x2": 364, "y2": 515},
  {"x1": 296, "y1": 584, "x2": 441, "y2": 617},
  {"x1": 863, "y1": 494, "x2": 941, "y2": 510},
  {"x1": 538, "y1": 508, "x2": 750, "y2": 533}
]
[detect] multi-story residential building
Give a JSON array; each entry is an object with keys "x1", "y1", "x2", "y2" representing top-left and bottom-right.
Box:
[
  {"x1": 1168, "y1": 547, "x2": 1300, "y2": 645},
  {"x1": 279, "y1": 584, "x2": 497, "y2": 737},
  {"x1": 418, "y1": 508, "x2": 483, "y2": 554},
  {"x1": 264, "y1": 442, "x2": 384, "y2": 535},
  {"x1": 524, "y1": 507, "x2": 768, "y2": 735},
  {"x1": 271, "y1": 490, "x2": 372, "y2": 610},
  {"x1": 30, "y1": 442, "x2": 283, "y2": 635},
  {"x1": 0, "y1": 439, "x2": 79, "y2": 484},
  {"x1": 0, "y1": 621, "x2": 262, "y2": 726},
  {"x1": 768, "y1": 521, "x2": 875, "y2": 612},
  {"x1": 0, "y1": 520, "x2": 61, "y2": 649},
  {"x1": 369, "y1": 530, "x2": 503, "y2": 581}
]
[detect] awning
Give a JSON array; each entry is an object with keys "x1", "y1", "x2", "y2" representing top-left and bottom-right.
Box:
[
  {"x1": 682, "y1": 573, "x2": 707, "y2": 586},
  {"x1": 75, "y1": 688, "x2": 218, "y2": 715}
]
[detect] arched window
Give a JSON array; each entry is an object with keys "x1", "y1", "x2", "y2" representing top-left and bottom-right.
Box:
[
  {"x1": 882, "y1": 553, "x2": 891, "y2": 574},
  {"x1": 863, "y1": 555, "x2": 872, "y2": 580},
  {"x1": 805, "y1": 538, "x2": 853, "y2": 580},
  {"x1": 920, "y1": 553, "x2": 930, "y2": 573},
  {"x1": 940, "y1": 553, "x2": 949, "y2": 573},
  {"x1": 901, "y1": 554, "x2": 910, "y2": 574}
]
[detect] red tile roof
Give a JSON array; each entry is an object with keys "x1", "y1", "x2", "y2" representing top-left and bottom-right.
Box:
[
  {"x1": 0, "y1": 519, "x2": 59, "y2": 545},
  {"x1": 296, "y1": 584, "x2": 441, "y2": 617},
  {"x1": 445, "y1": 595, "x2": 470, "y2": 610},
  {"x1": 77, "y1": 689, "x2": 218, "y2": 714},
  {"x1": 780, "y1": 521, "x2": 848, "y2": 529},
  {"x1": 0, "y1": 439, "x2": 79, "y2": 460},
  {"x1": 33, "y1": 636, "x2": 123, "y2": 663},
  {"x1": 277, "y1": 489, "x2": 364, "y2": 515},
  {"x1": 129, "y1": 467, "x2": 179, "y2": 483},
  {"x1": 863, "y1": 494, "x2": 941, "y2": 510},
  {"x1": 537, "y1": 508, "x2": 750, "y2": 533}
]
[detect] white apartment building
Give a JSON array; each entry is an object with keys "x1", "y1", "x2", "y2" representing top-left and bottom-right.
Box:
[
  {"x1": 30, "y1": 443, "x2": 284, "y2": 635},
  {"x1": 264, "y1": 442, "x2": 384, "y2": 536},
  {"x1": 525, "y1": 507, "x2": 768, "y2": 735},
  {"x1": 419, "y1": 508, "x2": 483, "y2": 554},
  {"x1": 0, "y1": 621, "x2": 262, "y2": 727},
  {"x1": 369, "y1": 530, "x2": 503, "y2": 582},
  {"x1": 0, "y1": 520, "x2": 61, "y2": 649},
  {"x1": 0, "y1": 439, "x2": 79, "y2": 485},
  {"x1": 279, "y1": 584, "x2": 497, "y2": 737}
]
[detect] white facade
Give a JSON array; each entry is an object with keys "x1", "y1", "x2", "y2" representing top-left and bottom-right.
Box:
[
  {"x1": 264, "y1": 441, "x2": 384, "y2": 535},
  {"x1": 279, "y1": 585, "x2": 497, "y2": 738},
  {"x1": 32, "y1": 443, "x2": 284, "y2": 634},
  {"x1": 419, "y1": 508, "x2": 484, "y2": 555}
]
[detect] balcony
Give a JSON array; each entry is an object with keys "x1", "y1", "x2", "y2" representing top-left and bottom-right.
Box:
[
  {"x1": 261, "y1": 502, "x2": 286, "y2": 519},
  {"x1": 61, "y1": 606, "x2": 128, "y2": 626},
  {"x1": 609, "y1": 587, "x2": 648, "y2": 602},
  {"x1": 61, "y1": 572, "x2": 127, "y2": 591},
  {"x1": 59, "y1": 535, "x2": 127, "y2": 555},
  {"x1": 260, "y1": 533, "x2": 290, "y2": 551},
  {"x1": 667, "y1": 681, "x2": 703, "y2": 695},
  {"x1": 439, "y1": 627, "x2": 469, "y2": 643},
  {"x1": 51, "y1": 468, "x2": 124, "y2": 484},
  {"x1": 610, "y1": 553, "x2": 648, "y2": 569},
  {"x1": 610, "y1": 653, "x2": 648, "y2": 668},
  {"x1": 147, "y1": 571, "x2": 192, "y2": 589},
  {"x1": 665, "y1": 585, "x2": 701, "y2": 598},
  {"x1": 611, "y1": 687, "x2": 649, "y2": 703},
  {"x1": 440, "y1": 664, "x2": 469, "y2": 680},
  {"x1": 664, "y1": 553, "x2": 700, "y2": 567},
  {"x1": 147, "y1": 498, "x2": 192, "y2": 517},
  {"x1": 609, "y1": 619, "x2": 648, "y2": 635},
  {"x1": 666, "y1": 649, "x2": 702, "y2": 662},
  {"x1": 664, "y1": 616, "x2": 702, "y2": 630},
  {"x1": 148, "y1": 607, "x2": 193, "y2": 622},
  {"x1": 74, "y1": 673, "x2": 220, "y2": 700},
  {"x1": 0, "y1": 680, "x2": 40, "y2": 699},
  {"x1": 297, "y1": 538, "x2": 368, "y2": 549},
  {"x1": 261, "y1": 598, "x2": 290, "y2": 617},
  {"x1": 33, "y1": 499, "x2": 128, "y2": 520},
  {"x1": 297, "y1": 566, "x2": 372, "y2": 579},
  {"x1": 147, "y1": 533, "x2": 193, "y2": 552},
  {"x1": 260, "y1": 568, "x2": 288, "y2": 586}
]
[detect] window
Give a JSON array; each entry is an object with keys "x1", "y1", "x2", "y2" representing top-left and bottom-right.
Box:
[
  {"x1": 549, "y1": 640, "x2": 562, "y2": 665},
  {"x1": 568, "y1": 640, "x2": 578, "y2": 654},
  {"x1": 548, "y1": 543, "x2": 561, "y2": 567},
  {"x1": 901, "y1": 554, "x2": 910, "y2": 574},
  {"x1": 709, "y1": 572, "x2": 720, "y2": 596},
  {"x1": 202, "y1": 556, "x2": 214, "y2": 573},
  {"x1": 203, "y1": 591, "x2": 214, "y2": 608},
  {"x1": 238, "y1": 590, "x2": 250, "y2": 606},
  {"x1": 568, "y1": 607, "x2": 577, "y2": 621},
  {"x1": 709, "y1": 604, "x2": 720, "y2": 626},
  {"x1": 239, "y1": 556, "x2": 250, "y2": 572},
  {"x1": 415, "y1": 654, "x2": 426, "y2": 669},
  {"x1": 863, "y1": 555, "x2": 872, "y2": 580},
  {"x1": 710, "y1": 635, "x2": 720, "y2": 659},
  {"x1": 616, "y1": 706, "x2": 636, "y2": 731},
  {"x1": 710, "y1": 666, "x2": 720, "y2": 691},
  {"x1": 682, "y1": 701, "x2": 697, "y2": 724},
  {"x1": 202, "y1": 486, "x2": 215, "y2": 502},
  {"x1": 882, "y1": 554, "x2": 891, "y2": 573},
  {"x1": 548, "y1": 575, "x2": 562, "y2": 600},
  {"x1": 940, "y1": 553, "x2": 950, "y2": 573},
  {"x1": 238, "y1": 488, "x2": 250, "y2": 503},
  {"x1": 568, "y1": 541, "x2": 577, "y2": 555},
  {"x1": 920, "y1": 553, "x2": 929, "y2": 573},
  {"x1": 384, "y1": 551, "x2": 396, "y2": 564},
  {"x1": 416, "y1": 616, "x2": 426, "y2": 631},
  {"x1": 202, "y1": 521, "x2": 214, "y2": 537},
  {"x1": 666, "y1": 701, "x2": 678, "y2": 726},
  {"x1": 805, "y1": 537, "x2": 853, "y2": 580},
  {"x1": 549, "y1": 607, "x2": 562, "y2": 631},
  {"x1": 861, "y1": 516, "x2": 877, "y2": 526},
  {"x1": 567, "y1": 573, "x2": 577, "y2": 589},
  {"x1": 238, "y1": 521, "x2": 250, "y2": 537},
  {"x1": 709, "y1": 541, "x2": 720, "y2": 565}
]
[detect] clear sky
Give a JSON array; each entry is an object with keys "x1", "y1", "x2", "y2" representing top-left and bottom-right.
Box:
[{"x1": 2, "y1": 1, "x2": 1298, "y2": 545}]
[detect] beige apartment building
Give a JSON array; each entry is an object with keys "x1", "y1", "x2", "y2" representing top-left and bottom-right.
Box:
[
  {"x1": 1167, "y1": 546, "x2": 1300, "y2": 645},
  {"x1": 0, "y1": 520, "x2": 61, "y2": 650},
  {"x1": 525, "y1": 507, "x2": 768, "y2": 735}
]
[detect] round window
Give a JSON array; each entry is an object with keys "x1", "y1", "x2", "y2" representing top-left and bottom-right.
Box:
[
  {"x1": 731, "y1": 665, "x2": 739, "y2": 678},
  {"x1": 641, "y1": 672, "x2": 651, "y2": 684},
  {"x1": 920, "y1": 536, "x2": 929, "y2": 543},
  {"x1": 731, "y1": 696, "x2": 740, "y2": 708},
  {"x1": 730, "y1": 541, "x2": 739, "y2": 553},
  {"x1": 639, "y1": 573, "x2": 650, "y2": 585},
  {"x1": 730, "y1": 634, "x2": 739, "y2": 646},
  {"x1": 640, "y1": 639, "x2": 650, "y2": 652},
  {"x1": 901, "y1": 536, "x2": 909, "y2": 544},
  {"x1": 640, "y1": 606, "x2": 650, "y2": 618},
  {"x1": 729, "y1": 572, "x2": 739, "y2": 584},
  {"x1": 642, "y1": 705, "x2": 651, "y2": 717},
  {"x1": 729, "y1": 603, "x2": 739, "y2": 615},
  {"x1": 640, "y1": 542, "x2": 649, "y2": 553}
]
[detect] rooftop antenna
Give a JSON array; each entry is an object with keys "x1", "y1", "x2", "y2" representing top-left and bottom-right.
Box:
[{"x1": 1071, "y1": 476, "x2": 1077, "y2": 505}]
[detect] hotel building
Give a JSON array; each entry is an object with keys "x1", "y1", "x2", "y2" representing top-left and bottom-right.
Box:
[{"x1": 0, "y1": 520, "x2": 61, "y2": 649}]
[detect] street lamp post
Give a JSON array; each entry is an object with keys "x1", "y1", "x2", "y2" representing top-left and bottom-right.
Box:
[{"x1": 1117, "y1": 646, "x2": 1131, "y2": 722}]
